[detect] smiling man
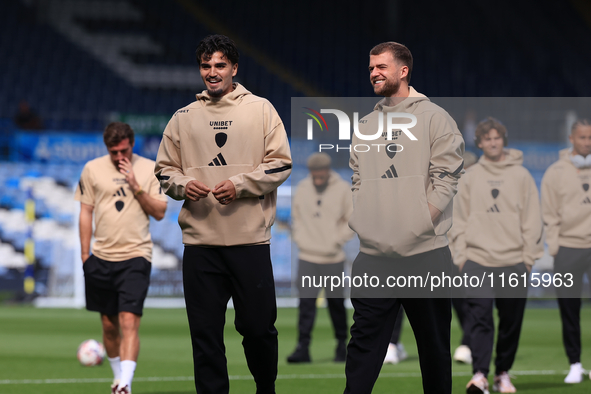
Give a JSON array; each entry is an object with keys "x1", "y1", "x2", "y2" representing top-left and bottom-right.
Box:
[
  {"x1": 75, "y1": 122, "x2": 167, "y2": 394},
  {"x1": 344, "y1": 42, "x2": 465, "y2": 394},
  {"x1": 154, "y1": 35, "x2": 291, "y2": 394}
]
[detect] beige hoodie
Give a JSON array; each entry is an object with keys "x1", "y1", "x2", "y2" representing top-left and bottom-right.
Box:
[
  {"x1": 348, "y1": 87, "x2": 465, "y2": 257},
  {"x1": 154, "y1": 83, "x2": 292, "y2": 246},
  {"x1": 292, "y1": 170, "x2": 354, "y2": 263},
  {"x1": 452, "y1": 149, "x2": 544, "y2": 268},
  {"x1": 541, "y1": 148, "x2": 591, "y2": 256}
]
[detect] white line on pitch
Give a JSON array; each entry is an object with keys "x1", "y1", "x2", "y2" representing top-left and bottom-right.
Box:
[{"x1": 0, "y1": 370, "x2": 573, "y2": 385}]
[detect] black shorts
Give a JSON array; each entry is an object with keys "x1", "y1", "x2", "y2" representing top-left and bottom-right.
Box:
[{"x1": 83, "y1": 255, "x2": 151, "y2": 316}]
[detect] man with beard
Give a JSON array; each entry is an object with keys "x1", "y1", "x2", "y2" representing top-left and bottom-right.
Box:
[{"x1": 343, "y1": 42, "x2": 464, "y2": 394}]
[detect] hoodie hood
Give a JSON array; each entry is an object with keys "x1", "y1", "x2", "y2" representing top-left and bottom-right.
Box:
[
  {"x1": 373, "y1": 86, "x2": 429, "y2": 113},
  {"x1": 303, "y1": 170, "x2": 344, "y2": 194},
  {"x1": 195, "y1": 83, "x2": 251, "y2": 107},
  {"x1": 559, "y1": 148, "x2": 570, "y2": 160},
  {"x1": 477, "y1": 148, "x2": 523, "y2": 176},
  {"x1": 311, "y1": 169, "x2": 343, "y2": 191}
]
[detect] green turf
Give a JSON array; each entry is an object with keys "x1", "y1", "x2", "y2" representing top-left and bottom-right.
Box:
[{"x1": 0, "y1": 303, "x2": 590, "y2": 393}]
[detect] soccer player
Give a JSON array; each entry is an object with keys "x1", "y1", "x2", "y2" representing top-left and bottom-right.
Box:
[
  {"x1": 344, "y1": 41, "x2": 465, "y2": 394},
  {"x1": 541, "y1": 119, "x2": 591, "y2": 384},
  {"x1": 287, "y1": 152, "x2": 353, "y2": 363},
  {"x1": 453, "y1": 117, "x2": 544, "y2": 393},
  {"x1": 154, "y1": 35, "x2": 291, "y2": 394},
  {"x1": 75, "y1": 122, "x2": 168, "y2": 394}
]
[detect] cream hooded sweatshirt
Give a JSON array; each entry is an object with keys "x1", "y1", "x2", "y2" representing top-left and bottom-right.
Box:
[
  {"x1": 348, "y1": 87, "x2": 465, "y2": 258},
  {"x1": 292, "y1": 170, "x2": 354, "y2": 263},
  {"x1": 155, "y1": 83, "x2": 292, "y2": 246},
  {"x1": 452, "y1": 149, "x2": 544, "y2": 268},
  {"x1": 542, "y1": 148, "x2": 591, "y2": 256}
]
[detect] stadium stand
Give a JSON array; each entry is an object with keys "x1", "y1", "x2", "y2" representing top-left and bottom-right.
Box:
[
  {"x1": 0, "y1": 161, "x2": 190, "y2": 298},
  {"x1": 0, "y1": 158, "x2": 292, "y2": 301},
  {"x1": 0, "y1": 0, "x2": 302, "y2": 131},
  {"x1": 2, "y1": 0, "x2": 590, "y2": 136}
]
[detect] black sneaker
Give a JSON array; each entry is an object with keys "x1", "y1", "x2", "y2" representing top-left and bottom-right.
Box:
[
  {"x1": 334, "y1": 340, "x2": 347, "y2": 362},
  {"x1": 287, "y1": 344, "x2": 311, "y2": 363}
]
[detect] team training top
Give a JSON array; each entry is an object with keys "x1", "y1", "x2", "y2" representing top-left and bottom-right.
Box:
[
  {"x1": 75, "y1": 154, "x2": 167, "y2": 262},
  {"x1": 292, "y1": 170, "x2": 354, "y2": 264},
  {"x1": 542, "y1": 148, "x2": 591, "y2": 256},
  {"x1": 155, "y1": 83, "x2": 292, "y2": 246},
  {"x1": 348, "y1": 87, "x2": 465, "y2": 258},
  {"x1": 451, "y1": 149, "x2": 544, "y2": 268}
]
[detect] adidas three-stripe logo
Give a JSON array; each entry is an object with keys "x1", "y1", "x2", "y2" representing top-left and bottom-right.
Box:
[
  {"x1": 487, "y1": 204, "x2": 500, "y2": 212},
  {"x1": 583, "y1": 196, "x2": 591, "y2": 204},
  {"x1": 113, "y1": 187, "x2": 127, "y2": 197},
  {"x1": 381, "y1": 164, "x2": 398, "y2": 178},
  {"x1": 208, "y1": 153, "x2": 227, "y2": 166}
]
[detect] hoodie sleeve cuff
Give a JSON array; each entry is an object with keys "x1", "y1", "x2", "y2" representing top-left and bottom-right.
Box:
[
  {"x1": 228, "y1": 177, "x2": 243, "y2": 198},
  {"x1": 427, "y1": 190, "x2": 452, "y2": 214}
]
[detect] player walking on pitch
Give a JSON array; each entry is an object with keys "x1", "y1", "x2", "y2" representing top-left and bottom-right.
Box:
[
  {"x1": 344, "y1": 41, "x2": 464, "y2": 394},
  {"x1": 453, "y1": 117, "x2": 543, "y2": 393},
  {"x1": 542, "y1": 119, "x2": 591, "y2": 384},
  {"x1": 155, "y1": 35, "x2": 291, "y2": 394},
  {"x1": 76, "y1": 122, "x2": 168, "y2": 394},
  {"x1": 287, "y1": 152, "x2": 353, "y2": 364}
]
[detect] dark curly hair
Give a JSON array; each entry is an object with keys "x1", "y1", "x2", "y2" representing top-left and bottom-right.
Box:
[{"x1": 195, "y1": 35, "x2": 240, "y2": 65}]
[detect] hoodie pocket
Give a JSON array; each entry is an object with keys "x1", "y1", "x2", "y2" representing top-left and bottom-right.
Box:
[
  {"x1": 465, "y1": 212, "x2": 523, "y2": 260},
  {"x1": 178, "y1": 165, "x2": 267, "y2": 241},
  {"x1": 349, "y1": 175, "x2": 435, "y2": 256}
]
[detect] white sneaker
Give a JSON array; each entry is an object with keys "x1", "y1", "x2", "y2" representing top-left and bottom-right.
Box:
[
  {"x1": 454, "y1": 345, "x2": 472, "y2": 364},
  {"x1": 383, "y1": 343, "x2": 399, "y2": 364},
  {"x1": 396, "y1": 343, "x2": 408, "y2": 362},
  {"x1": 564, "y1": 362, "x2": 584, "y2": 384},
  {"x1": 493, "y1": 372, "x2": 516, "y2": 393},
  {"x1": 115, "y1": 385, "x2": 131, "y2": 394},
  {"x1": 467, "y1": 372, "x2": 489, "y2": 394}
]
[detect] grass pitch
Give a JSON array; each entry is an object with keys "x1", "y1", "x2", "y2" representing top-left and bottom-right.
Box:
[{"x1": 0, "y1": 302, "x2": 590, "y2": 393}]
